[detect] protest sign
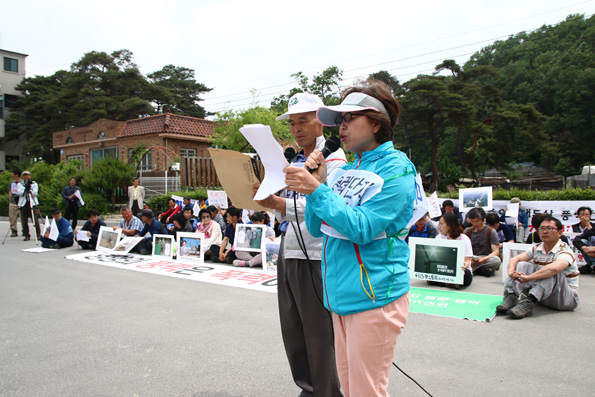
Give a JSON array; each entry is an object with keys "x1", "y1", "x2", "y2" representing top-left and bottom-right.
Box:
[{"x1": 409, "y1": 237, "x2": 465, "y2": 285}]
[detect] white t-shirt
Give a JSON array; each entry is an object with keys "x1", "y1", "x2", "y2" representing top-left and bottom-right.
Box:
[{"x1": 437, "y1": 233, "x2": 474, "y2": 258}]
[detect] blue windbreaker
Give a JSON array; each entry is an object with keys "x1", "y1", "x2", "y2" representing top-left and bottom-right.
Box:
[{"x1": 305, "y1": 142, "x2": 416, "y2": 315}]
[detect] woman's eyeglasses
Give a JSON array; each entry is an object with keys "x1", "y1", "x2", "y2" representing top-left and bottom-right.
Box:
[
  {"x1": 201, "y1": 215, "x2": 211, "y2": 219},
  {"x1": 335, "y1": 112, "x2": 365, "y2": 125}
]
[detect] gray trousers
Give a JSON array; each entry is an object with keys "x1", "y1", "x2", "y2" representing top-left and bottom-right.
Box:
[
  {"x1": 504, "y1": 261, "x2": 579, "y2": 311},
  {"x1": 235, "y1": 250, "x2": 262, "y2": 267},
  {"x1": 277, "y1": 238, "x2": 342, "y2": 397},
  {"x1": 472, "y1": 255, "x2": 502, "y2": 275}
]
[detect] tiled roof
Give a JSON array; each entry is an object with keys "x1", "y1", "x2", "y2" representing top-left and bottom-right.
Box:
[{"x1": 118, "y1": 113, "x2": 213, "y2": 138}]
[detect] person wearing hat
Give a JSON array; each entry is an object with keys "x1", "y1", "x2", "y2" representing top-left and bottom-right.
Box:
[
  {"x1": 135, "y1": 209, "x2": 165, "y2": 255},
  {"x1": 41, "y1": 208, "x2": 74, "y2": 249},
  {"x1": 284, "y1": 81, "x2": 416, "y2": 396},
  {"x1": 15, "y1": 170, "x2": 41, "y2": 242},
  {"x1": 254, "y1": 92, "x2": 346, "y2": 396}
]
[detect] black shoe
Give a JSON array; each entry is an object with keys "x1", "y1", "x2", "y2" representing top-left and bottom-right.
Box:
[
  {"x1": 23, "y1": 236, "x2": 31, "y2": 241},
  {"x1": 507, "y1": 295, "x2": 534, "y2": 319},
  {"x1": 140, "y1": 249, "x2": 150, "y2": 255},
  {"x1": 11, "y1": 229, "x2": 18, "y2": 237},
  {"x1": 578, "y1": 265, "x2": 592, "y2": 275},
  {"x1": 496, "y1": 293, "x2": 518, "y2": 314}
]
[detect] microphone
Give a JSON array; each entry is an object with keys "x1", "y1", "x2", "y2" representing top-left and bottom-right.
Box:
[
  {"x1": 307, "y1": 136, "x2": 341, "y2": 173},
  {"x1": 284, "y1": 147, "x2": 297, "y2": 162}
]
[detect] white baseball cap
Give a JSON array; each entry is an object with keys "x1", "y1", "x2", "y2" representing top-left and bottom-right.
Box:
[
  {"x1": 316, "y1": 92, "x2": 390, "y2": 127},
  {"x1": 275, "y1": 93, "x2": 324, "y2": 121}
]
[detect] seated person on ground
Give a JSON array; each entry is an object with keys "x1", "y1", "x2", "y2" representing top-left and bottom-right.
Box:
[
  {"x1": 136, "y1": 209, "x2": 164, "y2": 255},
  {"x1": 464, "y1": 208, "x2": 502, "y2": 277},
  {"x1": 208, "y1": 205, "x2": 226, "y2": 230},
  {"x1": 77, "y1": 209, "x2": 106, "y2": 250},
  {"x1": 157, "y1": 197, "x2": 181, "y2": 225},
  {"x1": 233, "y1": 212, "x2": 276, "y2": 268},
  {"x1": 497, "y1": 216, "x2": 579, "y2": 319},
  {"x1": 41, "y1": 208, "x2": 74, "y2": 249},
  {"x1": 572, "y1": 206, "x2": 594, "y2": 233},
  {"x1": 182, "y1": 196, "x2": 193, "y2": 213},
  {"x1": 572, "y1": 224, "x2": 595, "y2": 274},
  {"x1": 486, "y1": 213, "x2": 515, "y2": 250},
  {"x1": 196, "y1": 208, "x2": 222, "y2": 261},
  {"x1": 431, "y1": 199, "x2": 463, "y2": 224},
  {"x1": 499, "y1": 197, "x2": 529, "y2": 240},
  {"x1": 113, "y1": 206, "x2": 143, "y2": 236},
  {"x1": 168, "y1": 213, "x2": 195, "y2": 237},
  {"x1": 433, "y1": 212, "x2": 473, "y2": 289},
  {"x1": 213, "y1": 207, "x2": 242, "y2": 264},
  {"x1": 408, "y1": 212, "x2": 438, "y2": 240},
  {"x1": 182, "y1": 207, "x2": 198, "y2": 231},
  {"x1": 526, "y1": 213, "x2": 570, "y2": 245}
]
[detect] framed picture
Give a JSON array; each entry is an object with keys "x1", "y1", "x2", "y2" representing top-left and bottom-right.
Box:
[
  {"x1": 501, "y1": 242, "x2": 533, "y2": 282},
  {"x1": 152, "y1": 234, "x2": 175, "y2": 260},
  {"x1": 459, "y1": 186, "x2": 493, "y2": 211},
  {"x1": 177, "y1": 232, "x2": 205, "y2": 264},
  {"x1": 234, "y1": 224, "x2": 266, "y2": 253},
  {"x1": 96, "y1": 226, "x2": 122, "y2": 252},
  {"x1": 207, "y1": 190, "x2": 229, "y2": 209},
  {"x1": 111, "y1": 236, "x2": 143, "y2": 254},
  {"x1": 408, "y1": 237, "x2": 465, "y2": 284},
  {"x1": 563, "y1": 233, "x2": 586, "y2": 266},
  {"x1": 264, "y1": 238, "x2": 281, "y2": 275}
]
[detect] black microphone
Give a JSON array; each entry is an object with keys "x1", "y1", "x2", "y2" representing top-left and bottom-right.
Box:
[
  {"x1": 307, "y1": 136, "x2": 341, "y2": 173},
  {"x1": 284, "y1": 147, "x2": 297, "y2": 162}
]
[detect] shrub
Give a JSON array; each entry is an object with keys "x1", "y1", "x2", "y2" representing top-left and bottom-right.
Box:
[
  {"x1": 439, "y1": 187, "x2": 595, "y2": 201},
  {"x1": 146, "y1": 188, "x2": 209, "y2": 213}
]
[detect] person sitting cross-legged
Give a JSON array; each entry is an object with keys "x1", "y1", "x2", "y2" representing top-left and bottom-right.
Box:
[
  {"x1": 464, "y1": 208, "x2": 502, "y2": 276},
  {"x1": 497, "y1": 216, "x2": 579, "y2": 319},
  {"x1": 41, "y1": 208, "x2": 75, "y2": 249},
  {"x1": 77, "y1": 209, "x2": 106, "y2": 250}
]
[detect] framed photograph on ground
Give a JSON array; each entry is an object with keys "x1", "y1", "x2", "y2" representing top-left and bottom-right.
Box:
[
  {"x1": 564, "y1": 233, "x2": 587, "y2": 266},
  {"x1": 501, "y1": 242, "x2": 533, "y2": 283},
  {"x1": 264, "y1": 237, "x2": 281, "y2": 275},
  {"x1": 177, "y1": 232, "x2": 205, "y2": 264},
  {"x1": 152, "y1": 234, "x2": 175, "y2": 260},
  {"x1": 111, "y1": 236, "x2": 143, "y2": 254},
  {"x1": 408, "y1": 237, "x2": 465, "y2": 284},
  {"x1": 96, "y1": 226, "x2": 121, "y2": 252},
  {"x1": 459, "y1": 186, "x2": 493, "y2": 211},
  {"x1": 234, "y1": 224, "x2": 265, "y2": 254}
]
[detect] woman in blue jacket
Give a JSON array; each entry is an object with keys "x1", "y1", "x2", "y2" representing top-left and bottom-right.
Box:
[{"x1": 285, "y1": 81, "x2": 416, "y2": 397}]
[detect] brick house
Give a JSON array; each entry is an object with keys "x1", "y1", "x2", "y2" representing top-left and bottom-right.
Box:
[{"x1": 52, "y1": 112, "x2": 214, "y2": 170}]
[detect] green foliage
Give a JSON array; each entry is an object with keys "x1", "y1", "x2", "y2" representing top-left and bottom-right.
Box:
[
  {"x1": 0, "y1": 192, "x2": 8, "y2": 217},
  {"x1": 437, "y1": 157, "x2": 463, "y2": 192},
  {"x1": 7, "y1": 49, "x2": 210, "y2": 162},
  {"x1": 212, "y1": 107, "x2": 292, "y2": 152},
  {"x1": 83, "y1": 157, "x2": 136, "y2": 210},
  {"x1": 146, "y1": 188, "x2": 208, "y2": 212},
  {"x1": 440, "y1": 187, "x2": 595, "y2": 201},
  {"x1": 80, "y1": 193, "x2": 109, "y2": 216}
]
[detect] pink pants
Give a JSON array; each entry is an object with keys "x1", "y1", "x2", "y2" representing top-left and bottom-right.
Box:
[{"x1": 333, "y1": 292, "x2": 410, "y2": 397}]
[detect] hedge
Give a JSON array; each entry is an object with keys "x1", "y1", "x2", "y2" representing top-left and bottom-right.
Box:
[{"x1": 439, "y1": 187, "x2": 595, "y2": 201}]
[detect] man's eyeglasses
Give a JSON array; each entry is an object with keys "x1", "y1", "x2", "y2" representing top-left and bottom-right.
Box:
[
  {"x1": 335, "y1": 112, "x2": 365, "y2": 125},
  {"x1": 538, "y1": 227, "x2": 558, "y2": 232}
]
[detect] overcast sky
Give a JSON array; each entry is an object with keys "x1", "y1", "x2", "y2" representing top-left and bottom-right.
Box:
[{"x1": 2, "y1": 0, "x2": 593, "y2": 116}]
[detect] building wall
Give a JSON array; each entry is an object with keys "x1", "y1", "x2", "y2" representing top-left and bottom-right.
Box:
[{"x1": 0, "y1": 49, "x2": 28, "y2": 170}]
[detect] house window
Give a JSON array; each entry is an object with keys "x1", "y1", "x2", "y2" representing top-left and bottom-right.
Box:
[
  {"x1": 129, "y1": 148, "x2": 152, "y2": 171},
  {"x1": 180, "y1": 148, "x2": 196, "y2": 158},
  {"x1": 4, "y1": 94, "x2": 18, "y2": 109},
  {"x1": 97, "y1": 131, "x2": 106, "y2": 140},
  {"x1": 67, "y1": 155, "x2": 84, "y2": 169},
  {"x1": 66, "y1": 136, "x2": 73, "y2": 144},
  {"x1": 0, "y1": 98, "x2": 3, "y2": 119},
  {"x1": 90, "y1": 146, "x2": 119, "y2": 166},
  {"x1": 3, "y1": 57, "x2": 18, "y2": 73}
]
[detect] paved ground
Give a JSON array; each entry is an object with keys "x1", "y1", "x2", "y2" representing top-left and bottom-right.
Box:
[{"x1": 1, "y1": 220, "x2": 594, "y2": 397}]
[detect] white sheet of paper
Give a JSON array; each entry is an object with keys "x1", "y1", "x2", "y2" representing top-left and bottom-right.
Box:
[
  {"x1": 405, "y1": 174, "x2": 430, "y2": 232},
  {"x1": 505, "y1": 202, "x2": 520, "y2": 218},
  {"x1": 428, "y1": 191, "x2": 443, "y2": 218},
  {"x1": 239, "y1": 124, "x2": 290, "y2": 200},
  {"x1": 76, "y1": 230, "x2": 90, "y2": 242},
  {"x1": 49, "y1": 218, "x2": 59, "y2": 242},
  {"x1": 193, "y1": 201, "x2": 200, "y2": 217},
  {"x1": 22, "y1": 247, "x2": 57, "y2": 252},
  {"x1": 74, "y1": 190, "x2": 85, "y2": 206}
]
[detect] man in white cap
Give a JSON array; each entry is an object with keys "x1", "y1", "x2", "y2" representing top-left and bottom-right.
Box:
[{"x1": 255, "y1": 92, "x2": 346, "y2": 396}]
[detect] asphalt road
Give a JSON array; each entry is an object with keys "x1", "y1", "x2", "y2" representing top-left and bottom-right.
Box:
[{"x1": 1, "y1": 220, "x2": 594, "y2": 397}]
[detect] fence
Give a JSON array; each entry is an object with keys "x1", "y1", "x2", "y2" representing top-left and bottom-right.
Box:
[
  {"x1": 180, "y1": 157, "x2": 221, "y2": 189},
  {"x1": 140, "y1": 176, "x2": 181, "y2": 197}
]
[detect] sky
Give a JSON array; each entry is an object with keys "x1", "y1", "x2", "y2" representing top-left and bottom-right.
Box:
[{"x1": 2, "y1": 0, "x2": 593, "y2": 116}]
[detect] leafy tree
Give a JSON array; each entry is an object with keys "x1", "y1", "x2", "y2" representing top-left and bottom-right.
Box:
[
  {"x1": 82, "y1": 157, "x2": 136, "y2": 211},
  {"x1": 368, "y1": 71, "x2": 404, "y2": 97},
  {"x1": 147, "y1": 65, "x2": 212, "y2": 118},
  {"x1": 212, "y1": 107, "x2": 292, "y2": 152}
]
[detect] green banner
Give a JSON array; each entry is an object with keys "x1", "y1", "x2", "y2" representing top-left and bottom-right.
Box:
[{"x1": 409, "y1": 287, "x2": 503, "y2": 322}]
